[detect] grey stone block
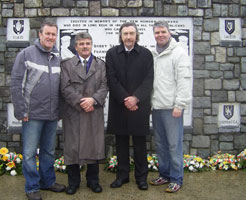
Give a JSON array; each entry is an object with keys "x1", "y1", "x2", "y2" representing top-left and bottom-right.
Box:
[
  {"x1": 193, "y1": 55, "x2": 205, "y2": 69},
  {"x1": 43, "y1": 0, "x2": 61, "y2": 7},
  {"x1": 193, "y1": 118, "x2": 203, "y2": 134},
  {"x1": 24, "y1": 0, "x2": 42, "y2": 7},
  {"x1": 193, "y1": 109, "x2": 204, "y2": 118},
  {"x1": 194, "y1": 26, "x2": 202, "y2": 40},
  {"x1": 128, "y1": 0, "x2": 142, "y2": 7},
  {"x1": 236, "y1": 48, "x2": 246, "y2": 56},
  {"x1": 109, "y1": 0, "x2": 127, "y2": 7},
  {"x1": 229, "y1": 4, "x2": 239, "y2": 16},
  {"x1": 204, "y1": 116, "x2": 217, "y2": 124},
  {"x1": 210, "y1": 71, "x2": 223, "y2": 78},
  {"x1": 204, "y1": 124, "x2": 218, "y2": 134},
  {"x1": 178, "y1": 5, "x2": 188, "y2": 16},
  {"x1": 193, "y1": 70, "x2": 210, "y2": 78},
  {"x1": 193, "y1": 97, "x2": 211, "y2": 108},
  {"x1": 138, "y1": 7, "x2": 154, "y2": 16},
  {"x1": 211, "y1": 91, "x2": 227, "y2": 102},
  {"x1": 205, "y1": 79, "x2": 222, "y2": 89},
  {"x1": 198, "y1": 0, "x2": 211, "y2": 7},
  {"x1": 71, "y1": 8, "x2": 88, "y2": 16},
  {"x1": 120, "y1": 8, "x2": 137, "y2": 16},
  {"x1": 143, "y1": 0, "x2": 153, "y2": 7},
  {"x1": 234, "y1": 134, "x2": 246, "y2": 149},
  {"x1": 62, "y1": 0, "x2": 75, "y2": 7},
  {"x1": 204, "y1": 18, "x2": 219, "y2": 31},
  {"x1": 223, "y1": 80, "x2": 240, "y2": 90},
  {"x1": 183, "y1": 141, "x2": 190, "y2": 154},
  {"x1": 193, "y1": 79, "x2": 204, "y2": 96},
  {"x1": 193, "y1": 17, "x2": 203, "y2": 26},
  {"x1": 219, "y1": 134, "x2": 233, "y2": 142},
  {"x1": 220, "y1": 63, "x2": 234, "y2": 71},
  {"x1": 223, "y1": 71, "x2": 234, "y2": 79},
  {"x1": 192, "y1": 135, "x2": 210, "y2": 148},
  {"x1": 197, "y1": 149, "x2": 210, "y2": 158},
  {"x1": 211, "y1": 140, "x2": 219, "y2": 155},
  {"x1": 194, "y1": 42, "x2": 210, "y2": 54},
  {"x1": 184, "y1": 133, "x2": 192, "y2": 141},
  {"x1": 220, "y1": 142, "x2": 233, "y2": 150}
]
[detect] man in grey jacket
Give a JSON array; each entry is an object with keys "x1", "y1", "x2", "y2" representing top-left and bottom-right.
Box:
[
  {"x1": 10, "y1": 21, "x2": 66, "y2": 200},
  {"x1": 150, "y1": 20, "x2": 192, "y2": 193}
]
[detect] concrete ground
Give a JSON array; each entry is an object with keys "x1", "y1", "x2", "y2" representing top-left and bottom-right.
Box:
[{"x1": 1, "y1": 165, "x2": 246, "y2": 200}]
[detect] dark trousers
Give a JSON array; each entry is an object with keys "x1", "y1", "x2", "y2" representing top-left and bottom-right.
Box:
[
  {"x1": 115, "y1": 135, "x2": 148, "y2": 182},
  {"x1": 67, "y1": 163, "x2": 99, "y2": 187}
]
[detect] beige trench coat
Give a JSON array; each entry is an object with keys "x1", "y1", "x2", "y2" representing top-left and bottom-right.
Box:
[{"x1": 60, "y1": 55, "x2": 108, "y2": 165}]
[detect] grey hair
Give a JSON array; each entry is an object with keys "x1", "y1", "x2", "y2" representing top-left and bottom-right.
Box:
[
  {"x1": 119, "y1": 22, "x2": 139, "y2": 44},
  {"x1": 39, "y1": 21, "x2": 58, "y2": 33},
  {"x1": 153, "y1": 20, "x2": 170, "y2": 32},
  {"x1": 74, "y1": 32, "x2": 93, "y2": 46}
]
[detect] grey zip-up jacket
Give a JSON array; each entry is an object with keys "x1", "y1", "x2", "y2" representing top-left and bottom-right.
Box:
[{"x1": 10, "y1": 39, "x2": 61, "y2": 120}]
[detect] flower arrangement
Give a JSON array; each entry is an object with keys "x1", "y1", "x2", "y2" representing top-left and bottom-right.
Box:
[
  {"x1": 208, "y1": 151, "x2": 238, "y2": 171},
  {"x1": 0, "y1": 147, "x2": 23, "y2": 176},
  {"x1": 105, "y1": 149, "x2": 246, "y2": 173},
  {"x1": 104, "y1": 155, "x2": 135, "y2": 172},
  {"x1": 183, "y1": 155, "x2": 209, "y2": 172},
  {"x1": 147, "y1": 154, "x2": 159, "y2": 172},
  {"x1": 236, "y1": 149, "x2": 246, "y2": 169},
  {"x1": 54, "y1": 156, "x2": 67, "y2": 173}
]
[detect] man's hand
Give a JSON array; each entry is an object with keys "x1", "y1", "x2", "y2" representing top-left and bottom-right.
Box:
[
  {"x1": 172, "y1": 107, "x2": 182, "y2": 118},
  {"x1": 80, "y1": 97, "x2": 95, "y2": 113},
  {"x1": 124, "y1": 96, "x2": 139, "y2": 111}
]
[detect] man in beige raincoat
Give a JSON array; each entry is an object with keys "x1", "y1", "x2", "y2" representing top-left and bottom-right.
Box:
[{"x1": 60, "y1": 32, "x2": 108, "y2": 195}]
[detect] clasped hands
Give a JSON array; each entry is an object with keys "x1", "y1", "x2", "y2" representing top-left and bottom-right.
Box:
[
  {"x1": 124, "y1": 96, "x2": 139, "y2": 111},
  {"x1": 80, "y1": 97, "x2": 95, "y2": 113}
]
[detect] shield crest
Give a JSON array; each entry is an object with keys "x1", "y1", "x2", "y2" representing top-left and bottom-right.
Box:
[
  {"x1": 223, "y1": 105, "x2": 234, "y2": 120},
  {"x1": 13, "y1": 20, "x2": 24, "y2": 35},
  {"x1": 225, "y1": 20, "x2": 235, "y2": 35}
]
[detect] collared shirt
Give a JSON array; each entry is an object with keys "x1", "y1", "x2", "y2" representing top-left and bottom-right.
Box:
[{"x1": 124, "y1": 45, "x2": 134, "y2": 53}]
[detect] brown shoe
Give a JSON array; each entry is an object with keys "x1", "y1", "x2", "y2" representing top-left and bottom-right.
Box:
[
  {"x1": 26, "y1": 191, "x2": 42, "y2": 200},
  {"x1": 42, "y1": 183, "x2": 66, "y2": 192}
]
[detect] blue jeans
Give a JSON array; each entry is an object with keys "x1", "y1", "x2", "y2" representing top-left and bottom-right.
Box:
[
  {"x1": 22, "y1": 120, "x2": 57, "y2": 194},
  {"x1": 152, "y1": 109, "x2": 184, "y2": 185}
]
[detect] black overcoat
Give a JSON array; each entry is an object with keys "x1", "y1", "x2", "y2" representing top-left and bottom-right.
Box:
[{"x1": 105, "y1": 43, "x2": 154, "y2": 136}]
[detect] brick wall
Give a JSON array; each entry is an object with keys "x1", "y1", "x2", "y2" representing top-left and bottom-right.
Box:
[{"x1": 0, "y1": 0, "x2": 246, "y2": 158}]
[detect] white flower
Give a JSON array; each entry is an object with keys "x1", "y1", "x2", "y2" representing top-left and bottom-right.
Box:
[
  {"x1": 16, "y1": 157, "x2": 21, "y2": 164},
  {"x1": 189, "y1": 165, "x2": 194, "y2": 171},
  {"x1": 190, "y1": 161, "x2": 195, "y2": 165},
  {"x1": 62, "y1": 165, "x2": 66, "y2": 170},
  {"x1": 10, "y1": 170, "x2": 17, "y2": 176},
  {"x1": 195, "y1": 162, "x2": 200, "y2": 168},
  {"x1": 6, "y1": 166, "x2": 11, "y2": 171},
  {"x1": 153, "y1": 166, "x2": 158, "y2": 171},
  {"x1": 199, "y1": 163, "x2": 204, "y2": 168}
]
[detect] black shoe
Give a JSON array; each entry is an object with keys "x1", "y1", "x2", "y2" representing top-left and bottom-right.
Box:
[
  {"x1": 110, "y1": 178, "x2": 129, "y2": 188},
  {"x1": 41, "y1": 183, "x2": 66, "y2": 192},
  {"x1": 26, "y1": 191, "x2": 42, "y2": 200},
  {"x1": 87, "y1": 182, "x2": 103, "y2": 193},
  {"x1": 137, "y1": 181, "x2": 148, "y2": 190},
  {"x1": 66, "y1": 185, "x2": 79, "y2": 195}
]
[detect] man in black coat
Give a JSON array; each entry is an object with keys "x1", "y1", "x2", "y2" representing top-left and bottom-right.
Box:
[{"x1": 105, "y1": 22, "x2": 154, "y2": 190}]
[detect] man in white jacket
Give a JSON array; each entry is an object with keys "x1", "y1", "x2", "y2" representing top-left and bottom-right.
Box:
[{"x1": 150, "y1": 20, "x2": 192, "y2": 193}]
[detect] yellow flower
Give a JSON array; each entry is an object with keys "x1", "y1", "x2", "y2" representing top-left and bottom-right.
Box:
[
  {"x1": 0, "y1": 147, "x2": 9, "y2": 155},
  {"x1": 6, "y1": 161, "x2": 15, "y2": 169},
  {"x1": 17, "y1": 154, "x2": 23, "y2": 160},
  {"x1": 194, "y1": 157, "x2": 203, "y2": 162},
  {"x1": 147, "y1": 156, "x2": 152, "y2": 161},
  {"x1": 2, "y1": 155, "x2": 8, "y2": 161}
]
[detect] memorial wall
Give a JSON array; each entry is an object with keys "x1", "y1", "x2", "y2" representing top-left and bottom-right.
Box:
[{"x1": 0, "y1": 0, "x2": 246, "y2": 158}]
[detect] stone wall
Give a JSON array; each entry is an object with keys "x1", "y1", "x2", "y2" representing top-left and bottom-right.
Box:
[{"x1": 0, "y1": 0, "x2": 246, "y2": 158}]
